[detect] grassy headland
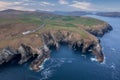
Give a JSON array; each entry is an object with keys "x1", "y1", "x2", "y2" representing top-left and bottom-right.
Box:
[{"x1": 0, "y1": 9, "x2": 108, "y2": 49}]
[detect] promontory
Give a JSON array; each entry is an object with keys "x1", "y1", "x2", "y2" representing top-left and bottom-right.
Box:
[{"x1": 0, "y1": 9, "x2": 112, "y2": 71}]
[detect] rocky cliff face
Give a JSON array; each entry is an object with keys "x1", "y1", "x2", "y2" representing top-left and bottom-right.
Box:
[
  {"x1": 0, "y1": 25, "x2": 112, "y2": 71},
  {"x1": 0, "y1": 9, "x2": 113, "y2": 72},
  {"x1": 0, "y1": 44, "x2": 50, "y2": 71},
  {"x1": 0, "y1": 29, "x2": 104, "y2": 71},
  {"x1": 85, "y1": 23, "x2": 113, "y2": 37},
  {"x1": 41, "y1": 30, "x2": 104, "y2": 62}
]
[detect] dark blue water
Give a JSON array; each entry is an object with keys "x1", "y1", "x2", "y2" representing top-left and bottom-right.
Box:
[{"x1": 0, "y1": 15, "x2": 120, "y2": 80}]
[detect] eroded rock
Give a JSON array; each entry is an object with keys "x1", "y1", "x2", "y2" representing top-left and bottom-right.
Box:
[
  {"x1": 0, "y1": 24, "x2": 112, "y2": 71},
  {"x1": 0, "y1": 47, "x2": 17, "y2": 64},
  {"x1": 85, "y1": 23, "x2": 113, "y2": 37},
  {"x1": 41, "y1": 30, "x2": 104, "y2": 62}
]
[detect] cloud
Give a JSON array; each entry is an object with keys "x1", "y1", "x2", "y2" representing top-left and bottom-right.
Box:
[
  {"x1": 0, "y1": 1, "x2": 12, "y2": 9},
  {"x1": 13, "y1": 2, "x2": 23, "y2": 5},
  {"x1": 0, "y1": 1, "x2": 34, "y2": 11},
  {"x1": 69, "y1": 1, "x2": 93, "y2": 10},
  {"x1": 12, "y1": 6, "x2": 34, "y2": 11},
  {"x1": 39, "y1": 8, "x2": 54, "y2": 12},
  {"x1": 39, "y1": 1, "x2": 55, "y2": 6},
  {"x1": 59, "y1": 0, "x2": 68, "y2": 5}
]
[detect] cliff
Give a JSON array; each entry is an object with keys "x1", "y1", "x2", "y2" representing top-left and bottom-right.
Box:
[
  {"x1": 0, "y1": 28, "x2": 110, "y2": 71},
  {"x1": 84, "y1": 23, "x2": 113, "y2": 36},
  {"x1": 0, "y1": 10, "x2": 112, "y2": 71},
  {"x1": 41, "y1": 30, "x2": 104, "y2": 62}
]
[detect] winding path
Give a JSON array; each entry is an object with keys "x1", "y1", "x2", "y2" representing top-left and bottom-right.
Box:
[{"x1": 22, "y1": 24, "x2": 45, "y2": 35}]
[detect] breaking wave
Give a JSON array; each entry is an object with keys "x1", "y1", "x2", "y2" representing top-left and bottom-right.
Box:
[{"x1": 90, "y1": 57, "x2": 97, "y2": 62}]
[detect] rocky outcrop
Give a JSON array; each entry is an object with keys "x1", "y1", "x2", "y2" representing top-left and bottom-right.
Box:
[
  {"x1": 85, "y1": 23, "x2": 113, "y2": 37},
  {"x1": 41, "y1": 30, "x2": 104, "y2": 62},
  {"x1": 0, "y1": 44, "x2": 50, "y2": 71},
  {"x1": 30, "y1": 45, "x2": 50, "y2": 71},
  {"x1": 0, "y1": 47, "x2": 17, "y2": 64},
  {"x1": 0, "y1": 24, "x2": 112, "y2": 71},
  {"x1": 18, "y1": 44, "x2": 33, "y2": 64}
]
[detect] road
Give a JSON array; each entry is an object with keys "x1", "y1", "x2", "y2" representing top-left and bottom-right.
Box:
[{"x1": 22, "y1": 24, "x2": 45, "y2": 35}]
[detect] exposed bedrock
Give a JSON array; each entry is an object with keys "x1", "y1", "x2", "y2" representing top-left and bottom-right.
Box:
[
  {"x1": 18, "y1": 44, "x2": 33, "y2": 64},
  {"x1": 85, "y1": 24, "x2": 113, "y2": 37},
  {"x1": 0, "y1": 47, "x2": 17, "y2": 64},
  {"x1": 41, "y1": 30, "x2": 104, "y2": 62},
  {"x1": 0, "y1": 25, "x2": 112, "y2": 71},
  {"x1": 0, "y1": 44, "x2": 50, "y2": 71},
  {"x1": 30, "y1": 45, "x2": 50, "y2": 71}
]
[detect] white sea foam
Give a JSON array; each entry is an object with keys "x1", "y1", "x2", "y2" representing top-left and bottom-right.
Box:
[
  {"x1": 38, "y1": 58, "x2": 50, "y2": 71},
  {"x1": 40, "y1": 58, "x2": 63, "y2": 80},
  {"x1": 111, "y1": 48, "x2": 116, "y2": 51},
  {"x1": 111, "y1": 63, "x2": 116, "y2": 69},
  {"x1": 101, "y1": 56, "x2": 106, "y2": 65},
  {"x1": 60, "y1": 58, "x2": 65, "y2": 63},
  {"x1": 40, "y1": 68, "x2": 53, "y2": 80},
  {"x1": 40, "y1": 58, "x2": 75, "y2": 80},
  {"x1": 90, "y1": 56, "x2": 106, "y2": 64},
  {"x1": 29, "y1": 67, "x2": 33, "y2": 71},
  {"x1": 111, "y1": 65, "x2": 115, "y2": 69},
  {"x1": 81, "y1": 55, "x2": 86, "y2": 58},
  {"x1": 90, "y1": 57, "x2": 97, "y2": 62}
]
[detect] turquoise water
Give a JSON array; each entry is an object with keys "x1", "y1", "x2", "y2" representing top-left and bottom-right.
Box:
[{"x1": 0, "y1": 15, "x2": 120, "y2": 80}]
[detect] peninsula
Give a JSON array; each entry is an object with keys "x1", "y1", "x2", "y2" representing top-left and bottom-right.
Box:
[{"x1": 0, "y1": 9, "x2": 112, "y2": 71}]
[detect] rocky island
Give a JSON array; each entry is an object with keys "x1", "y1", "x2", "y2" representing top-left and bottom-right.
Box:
[{"x1": 0, "y1": 9, "x2": 112, "y2": 71}]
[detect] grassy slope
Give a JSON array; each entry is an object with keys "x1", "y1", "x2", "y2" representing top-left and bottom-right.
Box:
[
  {"x1": 38, "y1": 15, "x2": 105, "y2": 38},
  {"x1": 0, "y1": 11, "x2": 105, "y2": 49}
]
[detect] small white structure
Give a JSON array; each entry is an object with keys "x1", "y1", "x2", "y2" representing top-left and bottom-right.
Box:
[{"x1": 22, "y1": 30, "x2": 31, "y2": 35}]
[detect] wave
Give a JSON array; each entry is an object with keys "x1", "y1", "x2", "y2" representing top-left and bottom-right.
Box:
[
  {"x1": 29, "y1": 58, "x2": 49, "y2": 72},
  {"x1": 39, "y1": 58, "x2": 75, "y2": 80},
  {"x1": 111, "y1": 48, "x2": 116, "y2": 51},
  {"x1": 81, "y1": 55, "x2": 86, "y2": 58},
  {"x1": 90, "y1": 57, "x2": 97, "y2": 62},
  {"x1": 37, "y1": 58, "x2": 50, "y2": 72},
  {"x1": 111, "y1": 63, "x2": 116, "y2": 69},
  {"x1": 110, "y1": 63, "x2": 120, "y2": 80},
  {"x1": 101, "y1": 56, "x2": 106, "y2": 65}
]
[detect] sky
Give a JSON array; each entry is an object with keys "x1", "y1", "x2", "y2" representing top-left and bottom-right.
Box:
[{"x1": 0, "y1": 0, "x2": 120, "y2": 12}]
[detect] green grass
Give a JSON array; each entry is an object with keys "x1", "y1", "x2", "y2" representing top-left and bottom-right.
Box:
[
  {"x1": 0, "y1": 15, "x2": 43, "y2": 25},
  {"x1": 36, "y1": 24, "x2": 87, "y2": 39},
  {"x1": 43, "y1": 16, "x2": 105, "y2": 28},
  {"x1": 0, "y1": 14, "x2": 105, "y2": 39},
  {"x1": 0, "y1": 14, "x2": 105, "y2": 27},
  {"x1": 62, "y1": 16, "x2": 75, "y2": 21},
  {"x1": 37, "y1": 15, "x2": 105, "y2": 38}
]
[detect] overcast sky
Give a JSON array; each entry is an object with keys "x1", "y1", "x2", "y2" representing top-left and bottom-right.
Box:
[{"x1": 0, "y1": 0, "x2": 120, "y2": 12}]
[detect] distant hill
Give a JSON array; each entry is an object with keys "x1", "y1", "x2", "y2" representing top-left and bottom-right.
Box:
[
  {"x1": 36, "y1": 10, "x2": 120, "y2": 17},
  {"x1": 36, "y1": 10, "x2": 93, "y2": 16},
  {"x1": 53, "y1": 11, "x2": 93, "y2": 16},
  {"x1": 1, "y1": 9, "x2": 120, "y2": 18},
  {"x1": 95, "y1": 12, "x2": 120, "y2": 17}
]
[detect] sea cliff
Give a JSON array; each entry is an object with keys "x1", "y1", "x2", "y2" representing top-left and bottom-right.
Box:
[{"x1": 0, "y1": 9, "x2": 112, "y2": 71}]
